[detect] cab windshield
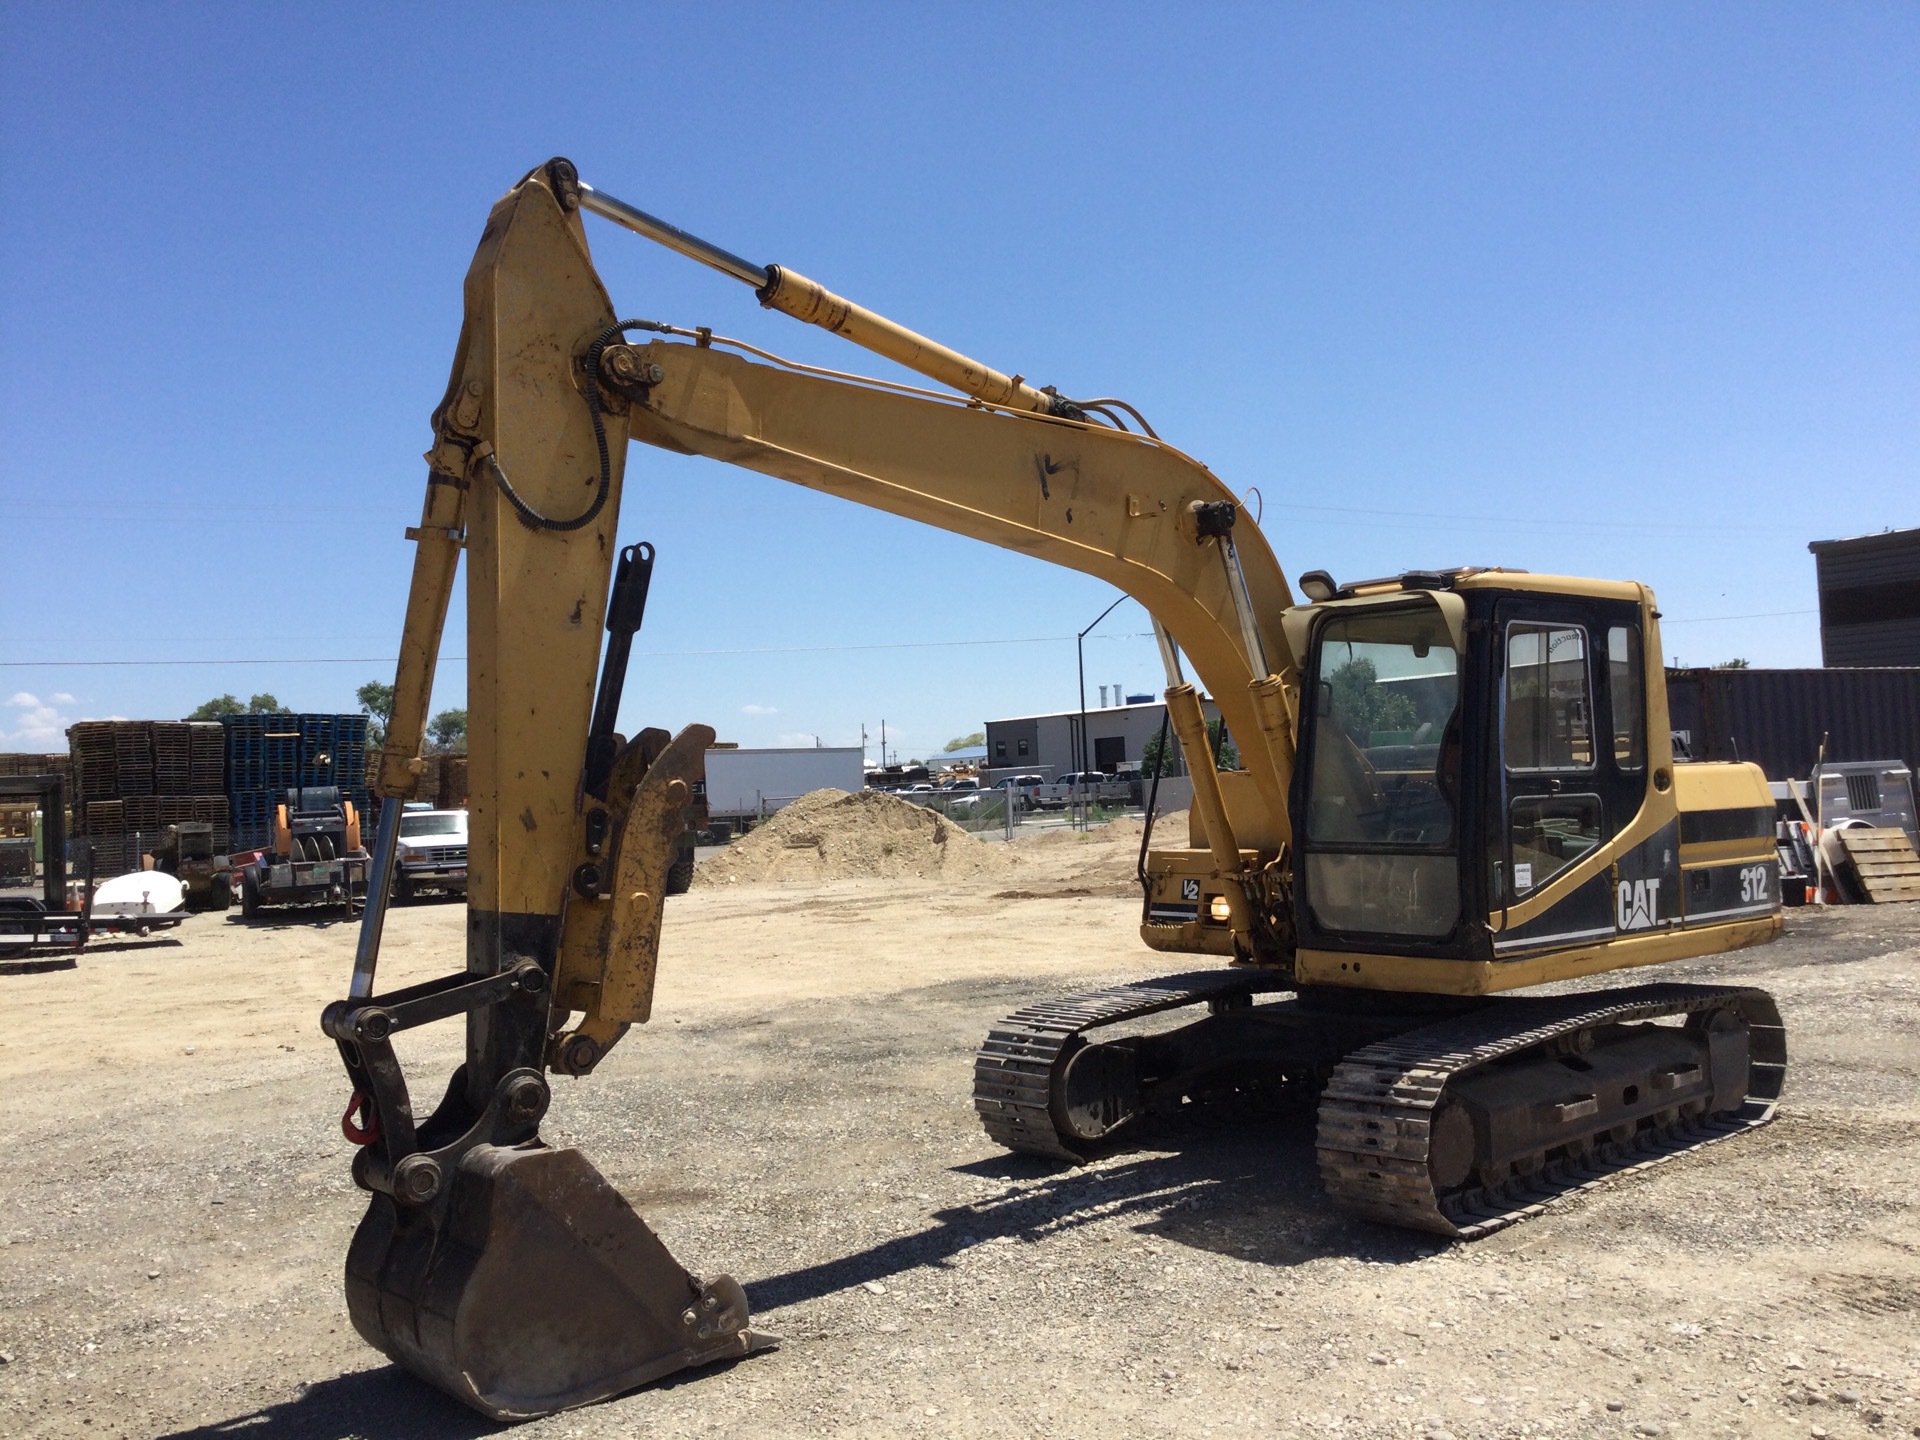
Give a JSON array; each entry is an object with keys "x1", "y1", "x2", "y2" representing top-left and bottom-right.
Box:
[{"x1": 1302, "y1": 606, "x2": 1462, "y2": 938}]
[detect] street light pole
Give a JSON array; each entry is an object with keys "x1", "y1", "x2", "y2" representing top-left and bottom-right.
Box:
[{"x1": 1077, "y1": 595, "x2": 1129, "y2": 820}]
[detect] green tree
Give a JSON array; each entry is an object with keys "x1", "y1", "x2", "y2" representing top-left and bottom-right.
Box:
[
  {"x1": 1208, "y1": 717, "x2": 1239, "y2": 771},
  {"x1": 357, "y1": 680, "x2": 395, "y2": 749},
  {"x1": 1140, "y1": 716, "x2": 1238, "y2": 776},
  {"x1": 1140, "y1": 726, "x2": 1177, "y2": 778},
  {"x1": 1327, "y1": 658, "x2": 1417, "y2": 744},
  {"x1": 426, "y1": 707, "x2": 468, "y2": 754},
  {"x1": 1714, "y1": 658, "x2": 1751, "y2": 670},
  {"x1": 944, "y1": 731, "x2": 985, "y2": 752},
  {"x1": 190, "y1": 693, "x2": 284, "y2": 717}
]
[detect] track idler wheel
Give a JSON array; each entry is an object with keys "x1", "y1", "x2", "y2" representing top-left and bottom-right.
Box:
[
  {"x1": 1052, "y1": 1035, "x2": 1142, "y2": 1149},
  {"x1": 345, "y1": 1144, "x2": 774, "y2": 1420}
]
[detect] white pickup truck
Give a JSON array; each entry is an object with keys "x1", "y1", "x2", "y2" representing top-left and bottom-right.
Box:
[
  {"x1": 1033, "y1": 772, "x2": 1133, "y2": 809},
  {"x1": 393, "y1": 808, "x2": 468, "y2": 903}
]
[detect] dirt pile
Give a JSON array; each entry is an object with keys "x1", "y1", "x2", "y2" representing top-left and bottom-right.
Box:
[
  {"x1": 1009, "y1": 810, "x2": 1188, "y2": 858},
  {"x1": 692, "y1": 788, "x2": 1020, "y2": 887}
]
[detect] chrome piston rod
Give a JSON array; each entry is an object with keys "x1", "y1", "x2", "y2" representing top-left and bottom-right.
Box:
[
  {"x1": 577, "y1": 183, "x2": 768, "y2": 287},
  {"x1": 349, "y1": 795, "x2": 404, "y2": 1000},
  {"x1": 576, "y1": 177, "x2": 1057, "y2": 414}
]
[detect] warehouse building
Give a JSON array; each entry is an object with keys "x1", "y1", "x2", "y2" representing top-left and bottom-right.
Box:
[
  {"x1": 983, "y1": 695, "x2": 1219, "y2": 781},
  {"x1": 1667, "y1": 666, "x2": 1920, "y2": 782},
  {"x1": 1809, "y1": 526, "x2": 1920, "y2": 666}
]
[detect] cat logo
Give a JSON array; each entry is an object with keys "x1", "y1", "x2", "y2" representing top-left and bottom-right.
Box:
[{"x1": 1616, "y1": 877, "x2": 1662, "y2": 932}]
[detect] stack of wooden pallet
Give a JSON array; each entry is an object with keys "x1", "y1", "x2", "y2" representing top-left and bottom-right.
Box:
[
  {"x1": 113, "y1": 722, "x2": 154, "y2": 797},
  {"x1": 0, "y1": 752, "x2": 69, "y2": 780},
  {"x1": 66, "y1": 721, "x2": 231, "y2": 877},
  {"x1": 67, "y1": 723, "x2": 117, "y2": 805},
  {"x1": 1836, "y1": 828, "x2": 1920, "y2": 904},
  {"x1": 359, "y1": 750, "x2": 469, "y2": 810},
  {"x1": 188, "y1": 722, "x2": 224, "y2": 792},
  {"x1": 437, "y1": 754, "x2": 469, "y2": 809},
  {"x1": 152, "y1": 722, "x2": 193, "y2": 793}
]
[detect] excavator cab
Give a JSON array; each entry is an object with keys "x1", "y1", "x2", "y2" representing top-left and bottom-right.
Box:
[
  {"x1": 1284, "y1": 571, "x2": 1779, "y2": 994},
  {"x1": 1137, "y1": 568, "x2": 1778, "y2": 991}
]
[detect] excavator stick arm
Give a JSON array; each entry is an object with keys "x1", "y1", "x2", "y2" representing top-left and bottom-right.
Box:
[{"x1": 329, "y1": 161, "x2": 763, "y2": 1420}]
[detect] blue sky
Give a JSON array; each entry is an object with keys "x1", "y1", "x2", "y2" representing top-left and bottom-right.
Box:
[{"x1": 3, "y1": 5, "x2": 1914, "y2": 760}]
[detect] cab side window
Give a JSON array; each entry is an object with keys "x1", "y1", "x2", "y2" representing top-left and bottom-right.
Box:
[
  {"x1": 1607, "y1": 625, "x2": 1645, "y2": 770},
  {"x1": 1502, "y1": 623, "x2": 1600, "y2": 898},
  {"x1": 1504, "y1": 625, "x2": 1592, "y2": 771}
]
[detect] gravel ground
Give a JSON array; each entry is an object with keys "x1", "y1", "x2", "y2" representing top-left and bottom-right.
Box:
[{"x1": 1, "y1": 853, "x2": 1916, "y2": 1439}]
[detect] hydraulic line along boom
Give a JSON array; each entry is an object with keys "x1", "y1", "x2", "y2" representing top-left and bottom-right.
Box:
[{"x1": 577, "y1": 177, "x2": 1066, "y2": 415}]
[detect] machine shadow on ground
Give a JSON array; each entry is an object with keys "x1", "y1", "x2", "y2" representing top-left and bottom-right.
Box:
[
  {"x1": 78, "y1": 935, "x2": 185, "y2": 956},
  {"x1": 747, "y1": 1108, "x2": 1443, "y2": 1313},
  {"x1": 157, "y1": 1367, "x2": 502, "y2": 1440},
  {"x1": 225, "y1": 911, "x2": 360, "y2": 932}
]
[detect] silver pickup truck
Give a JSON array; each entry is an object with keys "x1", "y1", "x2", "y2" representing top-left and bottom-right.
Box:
[
  {"x1": 1034, "y1": 772, "x2": 1133, "y2": 808},
  {"x1": 393, "y1": 808, "x2": 468, "y2": 903}
]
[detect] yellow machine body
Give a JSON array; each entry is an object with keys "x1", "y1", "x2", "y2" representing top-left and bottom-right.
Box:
[{"x1": 322, "y1": 159, "x2": 1787, "y2": 1420}]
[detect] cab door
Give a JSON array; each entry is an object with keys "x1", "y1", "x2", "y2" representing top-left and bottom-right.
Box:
[{"x1": 1492, "y1": 600, "x2": 1651, "y2": 948}]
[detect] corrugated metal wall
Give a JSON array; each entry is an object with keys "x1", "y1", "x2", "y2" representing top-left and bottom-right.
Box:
[
  {"x1": 1809, "y1": 528, "x2": 1920, "y2": 666},
  {"x1": 1666, "y1": 667, "x2": 1920, "y2": 781}
]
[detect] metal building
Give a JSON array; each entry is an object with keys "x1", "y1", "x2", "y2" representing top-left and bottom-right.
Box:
[
  {"x1": 1666, "y1": 666, "x2": 1920, "y2": 782},
  {"x1": 1808, "y1": 527, "x2": 1920, "y2": 666},
  {"x1": 983, "y1": 696, "x2": 1219, "y2": 782}
]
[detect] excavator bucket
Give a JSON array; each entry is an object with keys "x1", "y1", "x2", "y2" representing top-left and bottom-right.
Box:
[
  {"x1": 328, "y1": 724, "x2": 768, "y2": 1418},
  {"x1": 345, "y1": 1143, "x2": 770, "y2": 1420}
]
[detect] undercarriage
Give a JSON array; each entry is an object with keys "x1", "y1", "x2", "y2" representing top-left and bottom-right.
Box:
[{"x1": 975, "y1": 972, "x2": 1786, "y2": 1238}]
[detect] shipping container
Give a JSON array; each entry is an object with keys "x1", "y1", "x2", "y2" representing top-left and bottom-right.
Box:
[
  {"x1": 703, "y1": 746, "x2": 865, "y2": 820},
  {"x1": 1666, "y1": 666, "x2": 1920, "y2": 782}
]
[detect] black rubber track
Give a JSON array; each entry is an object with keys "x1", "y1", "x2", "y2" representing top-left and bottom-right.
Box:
[
  {"x1": 1316, "y1": 982, "x2": 1786, "y2": 1239},
  {"x1": 972, "y1": 968, "x2": 1288, "y2": 1160}
]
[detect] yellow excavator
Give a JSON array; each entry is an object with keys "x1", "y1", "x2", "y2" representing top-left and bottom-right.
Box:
[{"x1": 325, "y1": 159, "x2": 1787, "y2": 1419}]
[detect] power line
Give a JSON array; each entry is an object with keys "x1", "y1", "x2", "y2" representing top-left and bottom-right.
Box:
[
  {"x1": 2, "y1": 608, "x2": 1819, "y2": 668},
  {"x1": 1264, "y1": 500, "x2": 1777, "y2": 535},
  {"x1": 0, "y1": 632, "x2": 1165, "y2": 669},
  {"x1": 1658, "y1": 608, "x2": 1817, "y2": 625},
  {"x1": 2, "y1": 657, "x2": 424, "y2": 669}
]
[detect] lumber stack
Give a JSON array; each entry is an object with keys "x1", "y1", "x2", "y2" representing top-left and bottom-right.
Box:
[
  {"x1": 1837, "y1": 828, "x2": 1920, "y2": 904},
  {"x1": 0, "y1": 752, "x2": 70, "y2": 781},
  {"x1": 66, "y1": 722, "x2": 230, "y2": 878},
  {"x1": 362, "y1": 749, "x2": 468, "y2": 811}
]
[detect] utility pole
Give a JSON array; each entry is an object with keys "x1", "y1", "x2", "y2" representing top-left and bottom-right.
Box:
[{"x1": 1078, "y1": 595, "x2": 1127, "y2": 779}]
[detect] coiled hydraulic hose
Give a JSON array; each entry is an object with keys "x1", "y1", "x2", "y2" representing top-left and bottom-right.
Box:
[{"x1": 483, "y1": 318, "x2": 669, "y2": 532}]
